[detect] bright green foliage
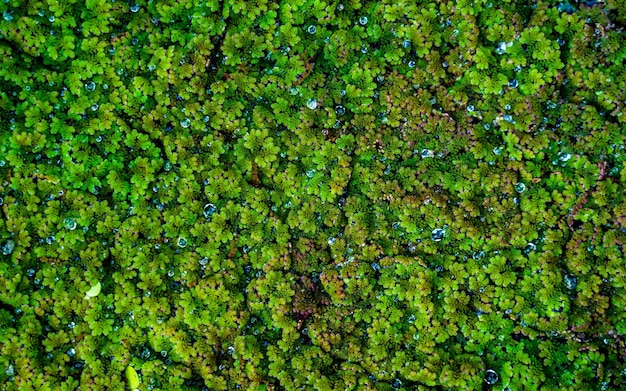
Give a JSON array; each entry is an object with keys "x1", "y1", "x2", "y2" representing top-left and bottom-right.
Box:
[{"x1": 1, "y1": 0, "x2": 625, "y2": 390}]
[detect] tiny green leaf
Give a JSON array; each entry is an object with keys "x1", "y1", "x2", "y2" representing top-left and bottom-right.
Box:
[
  {"x1": 125, "y1": 365, "x2": 140, "y2": 390},
  {"x1": 84, "y1": 281, "x2": 102, "y2": 299}
]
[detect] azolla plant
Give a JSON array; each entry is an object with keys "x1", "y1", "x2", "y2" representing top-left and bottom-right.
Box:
[{"x1": 0, "y1": 1, "x2": 625, "y2": 390}]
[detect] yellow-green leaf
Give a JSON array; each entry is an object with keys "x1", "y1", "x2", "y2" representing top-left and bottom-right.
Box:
[
  {"x1": 84, "y1": 281, "x2": 102, "y2": 299},
  {"x1": 125, "y1": 365, "x2": 140, "y2": 390}
]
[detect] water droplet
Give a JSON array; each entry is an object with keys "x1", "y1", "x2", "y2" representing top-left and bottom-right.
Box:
[
  {"x1": 359, "y1": 16, "x2": 368, "y2": 25},
  {"x1": 467, "y1": 105, "x2": 474, "y2": 112},
  {"x1": 327, "y1": 237, "x2": 336, "y2": 246},
  {"x1": 421, "y1": 149, "x2": 434, "y2": 158},
  {"x1": 473, "y1": 251, "x2": 485, "y2": 260},
  {"x1": 1, "y1": 240, "x2": 15, "y2": 255},
  {"x1": 85, "y1": 81, "x2": 96, "y2": 92},
  {"x1": 371, "y1": 262, "x2": 381, "y2": 271},
  {"x1": 167, "y1": 270, "x2": 174, "y2": 277},
  {"x1": 402, "y1": 39, "x2": 410, "y2": 48},
  {"x1": 3, "y1": 10, "x2": 14, "y2": 22},
  {"x1": 306, "y1": 169, "x2": 315, "y2": 178},
  {"x1": 493, "y1": 146, "x2": 503, "y2": 155},
  {"x1": 147, "y1": 64, "x2": 156, "y2": 71},
  {"x1": 432, "y1": 228, "x2": 445, "y2": 242},
  {"x1": 392, "y1": 378, "x2": 403, "y2": 389},
  {"x1": 180, "y1": 118, "x2": 190, "y2": 128},
  {"x1": 46, "y1": 236, "x2": 55, "y2": 244},
  {"x1": 515, "y1": 182, "x2": 526, "y2": 193},
  {"x1": 503, "y1": 114, "x2": 513, "y2": 122},
  {"x1": 307, "y1": 25, "x2": 316, "y2": 34},
  {"x1": 523, "y1": 243, "x2": 536, "y2": 255},
  {"x1": 509, "y1": 79, "x2": 518, "y2": 88},
  {"x1": 130, "y1": 4, "x2": 140, "y2": 12},
  {"x1": 557, "y1": 38, "x2": 565, "y2": 46},
  {"x1": 495, "y1": 42, "x2": 507, "y2": 54},
  {"x1": 408, "y1": 61, "x2": 416, "y2": 68},
  {"x1": 564, "y1": 274, "x2": 577, "y2": 290},
  {"x1": 48, "y1": 16, "x2": 55, "y2": 22},
  {"x1": 335, "y1": 105, "x2": 345, "y2": 116},
  {"x1": 484, "y1": 369, "x2": 498, "y2": 385},
  {"x1": 38, "y1": 10, "x2": 45, "y2": 17},
  {"x1": 177, "y1": 237, "x2": 187, "y2": 248},
  {"x1": 306, "y1": 99, "x2": 317, "y2": 110},
  {"x1": 96, "y1": 135, "x2": 103, "y2": 142},
  {"x1": 558, "y1": 152, "x2": 572, "y2": 162},
  {"x1": 203, "y1": 203, "x2": 216, "y2": 219},
  {"x1": 91, "y1": 103, "x2": 99, "y2": 111},
  {"x1": 199, "y1": 257, "x2": 208, "y2": 266},
  {"x1": 64, "y1": 217, "x2": 77, "y2": 230},
  {"x1": 68, "y1": 321, "x2": 75, "y2": 329}
]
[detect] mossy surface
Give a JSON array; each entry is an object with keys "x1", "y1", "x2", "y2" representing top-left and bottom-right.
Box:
[{"x1": 1, "y1": 1, "x2": 625, "y2": 390}]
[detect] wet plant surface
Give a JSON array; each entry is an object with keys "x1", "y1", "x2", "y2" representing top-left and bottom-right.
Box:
[{"x1": 0, "y1": 1, "x2": 625, "y2": 390}]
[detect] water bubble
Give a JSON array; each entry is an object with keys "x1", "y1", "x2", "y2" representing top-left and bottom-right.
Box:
[
  {"x1": 64, "y1": 217, "x2": 77, "y2": 230},
  {"x1": 307, "y1": 25, "x2": 316, "y2": 34},
  {"x1": 392, "y1": 378, "x2": 403, "y2": 389},
  {"x1": 130, "y1": 4, "x2": 140, "y2": 12},
  {"x1": 91, "y1": 103, "x2": 99, "y2": 111},
  {"x1": 564, "y1": 274, "x2": 577, "y2": 290},
  {"x1": 335, "y1": 105, "x2": 345, "y2": 116},
  {"x1": 392, "y1": 222, "x2": 400, "y2": 230},
  {"x1": 402, "y1": 39, "x2": 410, "y2": 48},
  {"x1": 327, "y1": 237, "x2": 336, "y2": 245},
  {"x1": 473, "y1": 251, "x2": 485, "y2": 260},
  {"x1": 148, "y1": 64, "x2": 156, "y2": 71},
  {"x1": 177, "y1": 237, "x2": 187, "y2": 248},
  {"x1": 503, "y1": 114, "x2": 513, "y2": 122},
  {"x1": 180, "y1": 118, "x2": 190, "y2": 128},
  {"x1": 483, "y1": 123, "x2": 490, "y2": 130},
  {"x1": 167, "y1": 270, "x2": 174, "y2": 277},
  {"x1": 467, "y1": 105, "x2": 474, "y2": 112},
  {"x1": 67, "y1": 348, "x2": 76, "y2": 357},
  {"x1": 289, "y1": 87, "x2": 299, "y2": 96},
  {"x1": 524, "y1": 242, "x2": 536, "y2": 254},
  {"x1": 371, "y1": 262, "x2": 381, "y2": 271},
  {"x1": 515, "y1": 182, "x2": 526, "y2": 193},
  {"x1": 46, "y1": 236, "x2": 55, "y2": 244},
  {"x1": 495, "y1": 42, "x2": 507, "y2": 54},
  {"x1": 85, "y1": 81, "x2": 96, "y2": 92},
  {"x1": 96, "y1": 135, "x2": 103, "y2": 142},
  {"x1": 484, "y1": 369, "x2": 498, "y2": 385},
  {"x1": 48, "y1": 16, "x2": 55, "y2": 22},
  {"x1": 504, "y1": 104, "x2": 511, "y2": 111},
  {"x1": 493, "y1": 146, "x2": 503, "y2": 155},
  {"x1": 199, "y1": 257, "x2": 208, "y2": 266},
  {"x1": 203, "y1": 203, "x2": 217, "y2": 219},
  {"x1": 558, "y1": 152, "x2": 572, "y2": 162},
  {"x1": 306, "y1": 99, "x2": 317, "y2": 110},
  {"x1": 1, "y1": 240, "x2": 15, "y2": 255},
  {"x1": 509, "y1": 79, "x2": 518, "y2": 88},
  {"x1": 557, "y1": 38, "x2": 565, "y2": 46},
  {"x1": 432, "y1": 228, "x2": 445, "y2": 242},
  {"x1": 306, "y1": 169, "x2": 315, "y2": 178},
  {"x1": 359, "y1": 16, "x2": 368, "y2": 25},
  {"x1": 421, "y1": 149, "x2": 434, "y2": 158},
  {"x1": 38, "y1": 10, "x2": 45, "y2": 17},
  {"x1": 408, "y1": 61, "x2": 416, "y2": 68},
  {"x1": 2, "y1": 9, "x2": 15, "y2": 22}
]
